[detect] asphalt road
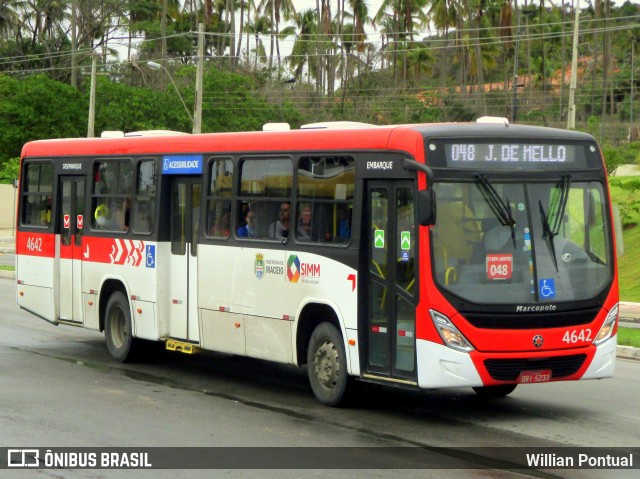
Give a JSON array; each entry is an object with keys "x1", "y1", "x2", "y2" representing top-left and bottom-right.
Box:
[{"x1": 0, "y1": 277, "x2": 638, "y2": 478}]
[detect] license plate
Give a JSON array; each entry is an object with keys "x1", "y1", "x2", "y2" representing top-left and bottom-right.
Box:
[{"x1": 518, "y1": 370, "x2": 552, "y2": 384}]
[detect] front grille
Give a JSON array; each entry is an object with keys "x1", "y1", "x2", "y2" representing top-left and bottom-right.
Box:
[
  {"x1": 463, "y1": 308, "x2": 600, "y2": 329},
  {"x1": 484, "y1": 354, "x2": 587, "y2": 381}
]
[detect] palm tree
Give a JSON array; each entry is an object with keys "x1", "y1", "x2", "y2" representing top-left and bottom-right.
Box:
[
  {"x1": 246, "y1": 12, "x2": 270, "y2": 70},
  {"x1": 0, "y1": 0, "x2": 20, "y2": 43},
  {"x1": 258, "y1": 0, "x2": 295, "y2": 79},
  {"x1": 462, "y1": 0, "x2": 487, "y2": 113},
  {"x1": 285, "y1": 8, "x2": 317, "y2": 82},
  {"x1": 428, "y1": 0, "x2": 458, "y2": 88},
  {"x1": 236, "y1": 0, "x2": 255, "y2": 68},
  {"x1": 376, "y1": 0, "x2": 429, "y2": 85}
]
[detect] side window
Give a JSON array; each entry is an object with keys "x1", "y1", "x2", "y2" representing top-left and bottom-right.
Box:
[
  {"x1": 21, "y1": 162, "x2": 53, "y2": 227},
  {"x1": 132, "y1": 159, "x2": 157, "y2": 234},
  {"x1": 91, "y1": 160, "x2": 133, "y2": 232},
  {"x1": 206, "y1": 158, "x2": 233, "y2": 238},
  {"x1": 237, "y1": 158, "x2": 292, "y2": 240},
  {"x1": 296, "y1": 156, "x2": 354, "y2": 244}
]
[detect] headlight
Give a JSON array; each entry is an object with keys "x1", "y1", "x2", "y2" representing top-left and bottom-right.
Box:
[
  {"x1": 430, "y1": 309, "x2": 474, "y2": 352},
  {"x1": 593, "y1": 303, "x2": 619, "y2": 345}
]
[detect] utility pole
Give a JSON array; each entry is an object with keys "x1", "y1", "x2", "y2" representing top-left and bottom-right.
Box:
[
  {"x1": 567, "y1": 0, "x2": 580, "y2": 129},
  {"x1": 70, "y1": 0, "x2": 77, "y2": 88},
  {"x1": 87, "y1": 53, "x2": 98, "y2": 138},
  {"x1": 512, "y1": 0, "x2": 521, "y2": 123},
  {"x1": 631, "y1": 42, "x2": 635, "y2": 124},
  {"x1": 193, "y1": 23, "x2": 204, "y2": 134}
]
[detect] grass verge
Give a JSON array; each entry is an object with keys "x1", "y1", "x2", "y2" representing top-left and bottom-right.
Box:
[
  {"x1": 618, "y1": 327, "x2": 640, "y2": 348},
  {"x1": 609, "y1": 175, "x2": 640, "y2": 302},
  {"x1": 0, "y1": 265, "x2": 14, "y2": 271}
]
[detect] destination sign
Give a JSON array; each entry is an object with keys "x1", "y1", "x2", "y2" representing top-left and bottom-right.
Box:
[{"x1": 441, "y1": 143, "x2": 591, "y2": 169}]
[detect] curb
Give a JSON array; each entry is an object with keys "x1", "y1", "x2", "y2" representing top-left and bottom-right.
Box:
[
  {"x1": 0, "y1": 270, "x2": 15, "y2": 280},
  {"x1": 616, "y1": 345, "x2": 640, "y2": 361}
]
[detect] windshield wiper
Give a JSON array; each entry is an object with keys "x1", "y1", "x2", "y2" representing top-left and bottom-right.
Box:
[
  {"x1": 476, "y1": 174, "x2": 517, "y2": 249},
  {"x1": 538, "y1": 175, "x2": 572, "y2": 272}
]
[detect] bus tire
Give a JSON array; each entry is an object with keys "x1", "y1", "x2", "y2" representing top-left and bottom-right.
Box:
[
  {"x1": 104, "y1": 291, "x2": 137, "y2": 363},
  {"x1": 472, "y1": 384, "x2": 517, "y2": 399},
  {"x1": 307, "y1": 322, "x2": 350, "y2": 407}
]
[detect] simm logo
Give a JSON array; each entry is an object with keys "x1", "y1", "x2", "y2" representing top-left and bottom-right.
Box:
[{"x1": 287, "y1": 255, "x2": 321, "y2": 284}]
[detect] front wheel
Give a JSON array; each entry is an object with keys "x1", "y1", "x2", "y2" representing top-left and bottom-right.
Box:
[
  {"x1": 307, "y1": 323, "x2": 350, "y2": 407},
  {"x1": 104, "y1": 291, "x2": 138, "y2": 362},
  {"x1": 472, "y1": 384, "x2": 517, "y2": 399}
]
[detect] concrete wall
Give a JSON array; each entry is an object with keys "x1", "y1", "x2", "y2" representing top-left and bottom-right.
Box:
[{"x1": 0, "y1": 184, "x2": 18, "y2": 236}]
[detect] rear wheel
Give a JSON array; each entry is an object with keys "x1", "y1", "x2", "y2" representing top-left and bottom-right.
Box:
[
  {"x1": 472, "y1": 384, "x2": 517, "y2": 399},
  {"x1": 307, "y1": 323, "x2": 350, "y2": 406},
  {"x1": 104, "y1": 291, "x2": 138, "y2": 362}
]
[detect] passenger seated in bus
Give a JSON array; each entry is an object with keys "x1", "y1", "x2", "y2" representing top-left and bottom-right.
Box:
[
  {"x1": 237, "y1": 209, "x2": 256, "y2": 237},
  {"x1": 113, "y1": 199, "x2": 130, "y2": 232},
  {"x1": 94, "y1": 202, "x2": 111, "y2": 228},
  {"x1": 296, "y1": 204, "x2": 313, "y2": 240},
  {"x1": 40, "y1": 196, "x2": 52, "y2": 226},
  {"x1": 210, "y1": 210, "x2": 231, "y2": 236},
  {"x1": 269, "y1": 201, "x2": 290, "y2": 239},
  {"x1": 337, "y1": 208, "x2": 351, "y2": 241}
]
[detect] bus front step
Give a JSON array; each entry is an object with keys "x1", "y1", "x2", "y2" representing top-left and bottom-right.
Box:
[{"x1": 165, "y1": 339, "x2": 200, "y2": 354}]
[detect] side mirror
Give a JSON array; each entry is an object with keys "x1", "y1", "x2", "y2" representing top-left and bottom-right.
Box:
[{"x1": 418, "y1": 189, "x2": 436, "y2": 226}]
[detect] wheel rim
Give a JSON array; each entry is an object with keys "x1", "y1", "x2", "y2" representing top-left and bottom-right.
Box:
[
  {"x1": 109, "y1": 306, "x2": 127, "y2": 349},
  {"x1": 313, "y1": 339, "x2": 340, "y2": 390}
]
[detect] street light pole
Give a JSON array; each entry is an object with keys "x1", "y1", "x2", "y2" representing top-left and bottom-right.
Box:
[{"x1": 146, "y1": 61, "x2": 194, "y2": 124}]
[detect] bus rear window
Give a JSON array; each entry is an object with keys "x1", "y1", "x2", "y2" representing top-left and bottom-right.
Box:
[{"x1": 21, "y1": 162, "x2": 53, "y2": 227}]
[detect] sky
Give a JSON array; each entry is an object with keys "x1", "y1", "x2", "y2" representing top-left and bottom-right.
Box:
[{"x1": 294, "y1": 1, "x2": 386, "y2": 16}]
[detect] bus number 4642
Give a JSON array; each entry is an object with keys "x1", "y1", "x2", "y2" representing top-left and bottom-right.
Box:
[
  {"x1": 562, "y1": 329, "x2": 592, "y2": 344},
  {"x1": 25, "y1": 237, "x2": 43, "y2": 252}
]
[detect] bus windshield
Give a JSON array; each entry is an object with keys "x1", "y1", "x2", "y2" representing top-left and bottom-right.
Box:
[{"x1": 431, "y1": 179, "x2": 612, "y2": 305}]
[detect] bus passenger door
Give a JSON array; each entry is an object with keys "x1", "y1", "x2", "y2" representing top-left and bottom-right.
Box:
[
  {"x1": 58, "y1": 175, "x2": 85, "y2": 323},
  {"x1": 363, "y1": 181, "x2": 417, "y2": 382},
  {"x1": 168, "y1": 177, "x2": 200, "y2": 342}
]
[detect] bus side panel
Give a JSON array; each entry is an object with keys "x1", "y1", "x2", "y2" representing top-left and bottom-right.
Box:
[
  {"x1": 197, "y1": 244, "x2": 358, "y2": 370},
  {"x1": 81, "y1": 237, "x2": 159, "y2": 338},
  {"x1": 16, "y1": 231, "x2": 57, "y2": 323},
  {"x1": 200, "y1": 310, "x2": 246, "y2": 355},
  {"x1": 244, "y1": 315, "x2": 292, "y2": 363},
  {"x1": 17, "y1": 284, "x2": 56, "y2": 323}
]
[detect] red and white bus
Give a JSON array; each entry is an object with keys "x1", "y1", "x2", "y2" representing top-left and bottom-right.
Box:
[{"x1": 16, "y1": 119, "x2": 619, "y2": 405}]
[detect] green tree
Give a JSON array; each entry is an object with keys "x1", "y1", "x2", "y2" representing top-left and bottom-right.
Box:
[
  {"x1": 0, "y1": 74, "x2": 85, "y2": 163},
  {"x1": 0, "y1": 157, "x2": 20, "y2": 184}
]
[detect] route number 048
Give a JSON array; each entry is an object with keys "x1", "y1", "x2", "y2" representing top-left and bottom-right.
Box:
[{"x1": 562, "y1": 329, "x2": 592, "y2": 344}]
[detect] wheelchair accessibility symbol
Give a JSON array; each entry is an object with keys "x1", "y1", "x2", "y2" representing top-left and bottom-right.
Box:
[
  {"x1": 146, "y1": 245, "x2": 155, "y2": 268},
  {"x1": 539, "y1": 279, "x2": 556, "y2": 299}
]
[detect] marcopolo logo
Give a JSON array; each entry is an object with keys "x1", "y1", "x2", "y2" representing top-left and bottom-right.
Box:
[{"x1": 287, "y1": 255, "x2": 321, "y2": 284}]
